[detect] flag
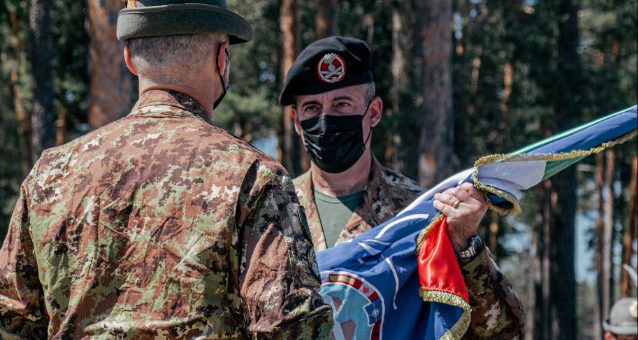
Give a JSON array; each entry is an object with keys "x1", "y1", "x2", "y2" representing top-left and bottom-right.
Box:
[{"x1": 316, "y1": 105, "x2": 637, "y2": 339}]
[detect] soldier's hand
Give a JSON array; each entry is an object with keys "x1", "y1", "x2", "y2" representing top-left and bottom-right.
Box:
[{"x1": 433, "y1": 182, "x2": 488, "y2": 253}]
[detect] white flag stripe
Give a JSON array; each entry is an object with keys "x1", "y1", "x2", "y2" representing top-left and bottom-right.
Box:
[{"x1": 478, "y1": 160, "x2": 546, "y2": 190}]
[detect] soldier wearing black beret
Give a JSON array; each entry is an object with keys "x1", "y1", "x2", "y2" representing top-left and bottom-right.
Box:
[
  {"x1": 0, "y1": 1, "x2": 333, "y2": 338},
  {"x1": 281, "y1": 35, "x2": 525, "y2": 338}
]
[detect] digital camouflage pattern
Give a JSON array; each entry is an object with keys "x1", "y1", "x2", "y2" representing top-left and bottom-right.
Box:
[
  {"x1": 293, "y1": 157, "x2": 424, "y2": 252},
  {"x1": 0, "y1": 90, "x2": 332, "y2": 339},
  {"x1": 460, "y1": 248, "x2": 526, "y2": 339},
  {"x1": 293, "y1": 157, "x2": 525, "y2": 338}
]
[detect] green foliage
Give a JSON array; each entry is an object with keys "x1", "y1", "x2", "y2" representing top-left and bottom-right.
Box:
[
  {"x1": 50, "y1": 0, "x2": 90, "y2": 131},
  {"x1": 214, "y1": 88, "x2": 280, "y2": 141},
  {"x1": 214, "y1": 0, "x2": 281, "y2": 138},
  {"x1": 0, "y1": 0, "x2": 28, "y2": 239},
  {"x1": 0, "y1": 0, "x2": 90, "y2": 238},
  {"x1": 451, "y1": 1, "x2": 635, "y2": 336}
]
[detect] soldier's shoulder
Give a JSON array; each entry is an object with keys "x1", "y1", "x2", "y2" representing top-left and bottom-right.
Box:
[
  {"x1": 36, "y1": 115, "x2": 284, "y2": 181},
  {"x1": 35, "y1": 118, "x2": 128, "y2": 168},
  {"x1": 191, "y1": 125, "x2": 292, "y2": 185},
  {"x1": 381, "y1": 166, "x2": 424, "y2": 195},
  {"x1": 292, "y1": 170, "x2": 312, "y2": 202},
  {"x1": 217, "y1": 130, "x2": 287, "y2": 176},
  {"x1": 292, "y1": 170, "x2": 311, "y2": 188}
]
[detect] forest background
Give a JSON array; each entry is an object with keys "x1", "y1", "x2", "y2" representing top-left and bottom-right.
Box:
[{"x1": 0, "y1": 0, "x2": 636, "y2": 339}]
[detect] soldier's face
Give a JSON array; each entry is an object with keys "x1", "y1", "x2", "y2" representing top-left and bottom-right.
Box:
[
  {"x1": 605, "y1": 332, "x2": 638, "y2": 340},
  {"x1": 291, "y1": 85, "x2": 383, "y2": 143},
  {"x1": 295, "y1": 85, "x2": 367, "y2": 121}
]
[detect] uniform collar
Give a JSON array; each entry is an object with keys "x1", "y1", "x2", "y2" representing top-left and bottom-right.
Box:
[
  {"x1": 341, "y1": 156, "x2": 396, "y2": 235},
  {"x1": 131, "y1": 89, "x2": 211, "y2": 123},
  {"x1": 300, "y1": 155, "x2": 397, "y2": 250}
]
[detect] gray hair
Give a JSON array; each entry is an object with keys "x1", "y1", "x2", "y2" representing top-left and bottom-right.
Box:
[
  {"x1": 128, "y1": 33, "x2": 226, "y2": 81},
  {"x1": 362, "y1": 82, "x2": 376, "y2": 103}
]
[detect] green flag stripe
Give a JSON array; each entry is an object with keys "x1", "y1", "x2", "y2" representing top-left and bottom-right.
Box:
[
  {"x1": 542, "y1": 157, "x2": 587, "y2": 180},
  {"x1": 510, "y1": 105, "x2": 636, "y2": 155}
]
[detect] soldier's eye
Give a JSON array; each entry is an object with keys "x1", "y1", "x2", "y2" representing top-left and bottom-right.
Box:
[
  {"x1": 305, "y1": 105, "x2": 320, "y2": 113},
  {"x1": 335, "y1": 102, "x2": 352, "y2": 112}
]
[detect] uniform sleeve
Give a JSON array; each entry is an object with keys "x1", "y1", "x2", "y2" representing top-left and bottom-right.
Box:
[
  {"x1": 236, "y1": 162, "x2": 333, "y2": 339},
  {"x1": 0, "y1": 182, "x2": 48, "y2": 338},
  {"x1": 460, "y1": 247, "x2": 526, "y2": 339}
]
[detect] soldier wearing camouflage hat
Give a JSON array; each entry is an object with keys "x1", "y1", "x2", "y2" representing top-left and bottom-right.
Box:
[
  {"x1": 280, "y1": 36, "x2": 526, "y2": 338},
  {"x1": 0, "y1": 1, "x2": 332, "y2": 338},
  {"x1": 604, "y1": 265, "x2": 638, "y2": 340},
  {"x1": 604, "y1": 297, "x2": 638, "y2": 340}
]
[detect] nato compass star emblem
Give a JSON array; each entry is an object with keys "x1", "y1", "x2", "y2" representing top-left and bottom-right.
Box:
[{"x1": 317, "y1": 53, "x2": 346, "y2": 83}]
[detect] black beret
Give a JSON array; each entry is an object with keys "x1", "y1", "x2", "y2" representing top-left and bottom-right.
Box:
[
  {"x1": 279, "y1": 36, "x2": 374, "y2": 106},
  {"x1": 117, "y1": 0, "x2": 252, "y2": 44}
]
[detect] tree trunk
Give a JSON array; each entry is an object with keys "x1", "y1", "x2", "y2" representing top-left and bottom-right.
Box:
[
  {"x1": 546, "y1": 0, "x2": 580, "y2": 337},
  {"x1": 489, "y1": 210, "x2": 499, "y2": 258},
  {"x1": 389, "y1": 0, "x2": 423, "y2": 178},
  {"x1": 279, "y1": 0, "x2": 307, "y2": 176},
  {"x1": 8, "y1": 4, "x2": 32, "y2": 176},
  {"x1": 533, "y1": 1, "x2": 581, "y2": 338},
  {"x1": 388, "y1": 6, "x2": 404, "y2": 171},
  {"x1": 621, "y1": 156, "x2": 637, "y2": 297},
  {"x1": 500, "y1": 62, "x2": 513, "y2": 129},
  {"x1": 604, "y1": 150, "x2": 616, "y2": 304},
  {"x1": 595, "y1": 150, "x2": 617, "y2": 337},
  {"x1": 534, "y1": 182, "x2": 552, "y2": 340},
  {"x1": 315, "y1": 0, "x2": 339, "y2": 38},
  {"x1": 418, "y1": 0, "x2": 454, "y2": 187},
  {"x1": 533, "y1": 172, "x2": 577, "y2": 340},
  {"x1": 549, "y1": 168, "x2": 577, "y2": 339},
  {"x1": 487, "y1": 62, "x2": 513, "y2": 259},
  {"x1": 594, "y1": 152, "x2": 605, "y2": 339},
  {"x1": 87, "y1": 0, "x2": 132, "y2": 129},
  {"x1": 28, "y1": 0, "x2": 56, "y2": 162},
  {"x1": 56, "y1": 107, "x2": 66, "y2": 146}
]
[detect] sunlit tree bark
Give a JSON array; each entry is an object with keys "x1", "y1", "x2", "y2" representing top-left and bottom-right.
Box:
[
  {"x1": 315, "y1": 0, "x2": 338, "y2": 38},
  {"x1": 279, "y1": 0, "x2": 308, "y2": 176},
  {"x1": 8, "y1": 3, "x2": 32, "y2": 175},
  {"x1": 87, "y1": 0, "x2": 132, "y2": 129},
  {"x1": 389, "y1": 0, "x2": 422, "y2": 177},
  {"x1": 418, "y1": 0, "x2": 455, "y2": 187},
  {"x1": 621, "y1": 156, "x2": 637, "y2": 297}
]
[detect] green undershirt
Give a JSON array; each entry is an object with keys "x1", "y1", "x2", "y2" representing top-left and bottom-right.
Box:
[{"x1": 314, "y1": 188, "x2": 364, "y2": 248}]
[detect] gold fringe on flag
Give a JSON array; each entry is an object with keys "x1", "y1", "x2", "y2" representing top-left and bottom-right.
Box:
[{"x1": 472, "y1": 130, "x2": 637, "y2": 216}]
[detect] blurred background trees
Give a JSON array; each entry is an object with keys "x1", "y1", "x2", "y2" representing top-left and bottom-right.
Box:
[{"x1": 0, "y1": 0, "x2": 635, "y2": 338}]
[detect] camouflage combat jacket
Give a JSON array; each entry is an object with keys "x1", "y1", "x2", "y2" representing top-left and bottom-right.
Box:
[
  {"x1": 293, "y1": 157, "x2": 526, "y2": 338},
  {"x1": 0, "y1": 90, "x2": 332, "y2": 339}
]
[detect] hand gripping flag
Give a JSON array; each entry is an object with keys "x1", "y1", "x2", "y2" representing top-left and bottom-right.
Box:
[{"x1": 316, "y1": 105, "x2": 637, "y2": 339}]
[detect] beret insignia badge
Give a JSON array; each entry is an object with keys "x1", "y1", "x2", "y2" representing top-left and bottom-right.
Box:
[
  {"x1": 317, "y1": 53, "x2": 346, "y2": 83},
  {"x1": 122, "y1": 0, "x2": 137, "y2": 8}
]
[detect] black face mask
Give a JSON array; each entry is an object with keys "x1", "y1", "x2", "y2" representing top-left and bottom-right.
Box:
[
  {"x1": 300, "y1": 102, "x2": 372, "y2": 173},
  {"x1": 213, "y1": 48, "x2": 230, "y2": 110}
]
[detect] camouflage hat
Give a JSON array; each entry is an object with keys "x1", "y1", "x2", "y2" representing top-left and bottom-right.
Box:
[
  {"x1": 603, "y1": 297, "x2": 638, "y2": 335},
  {"x1": 117, "y1": 0, "x2": 253, "y2": 44}
]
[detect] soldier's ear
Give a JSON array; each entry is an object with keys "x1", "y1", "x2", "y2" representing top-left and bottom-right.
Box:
[
  {"x1": 124, "y1": 45, "x2": 138, "y2": 76},
  {"x1": 369, "y1": 97, "x2": 383, "y2": 128},
  {"x1": 291, "y1": 106, "x2": 303, "y2": 136},
  {"x1": 216, "y1": 41, "x2": 230, "y2": 73}
]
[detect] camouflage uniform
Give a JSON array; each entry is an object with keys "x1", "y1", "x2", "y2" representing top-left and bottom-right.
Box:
[
  {"x1": 293, "y1": 157, "x2": 526, "y2": 338},
  {"x1": 0, "y1": 90, "x2": 332, "y2": 339},
  {"x1": 294, "y1": 157, "x2": 423, "y2": 251}
]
